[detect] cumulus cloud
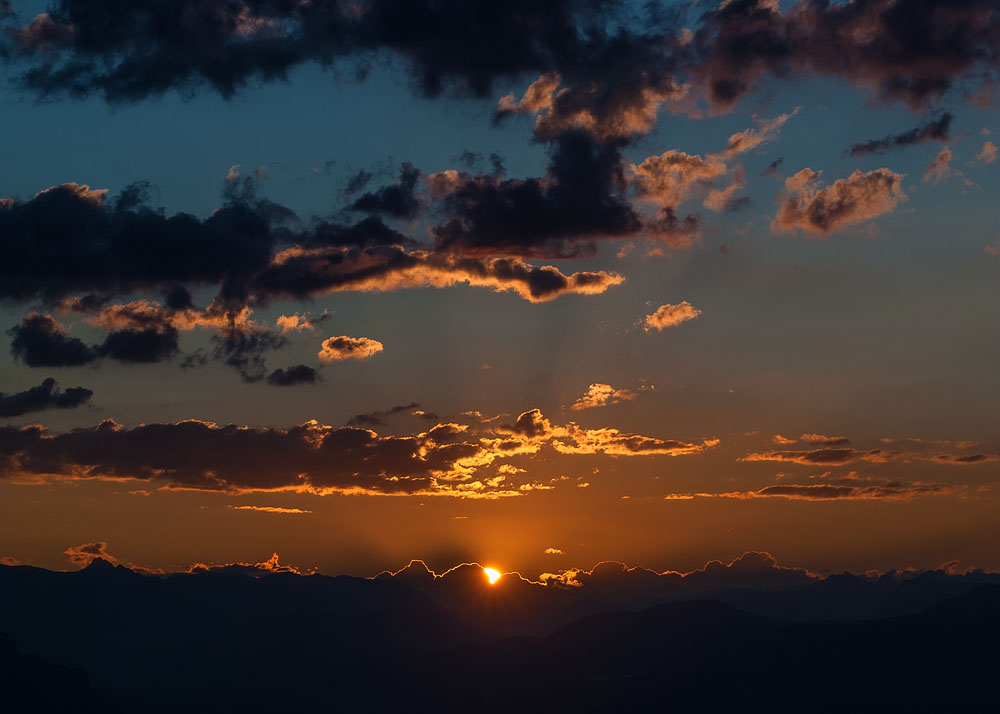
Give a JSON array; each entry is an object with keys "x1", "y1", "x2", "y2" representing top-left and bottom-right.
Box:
[
  {"x1": 0, "y1": 378, "x2": 93, "y2": 418},
  {"x1": 643, "y1": 302, "x2": 702, "y2": 332},
  {"x1": 317, "y1": 336, "x2": 384, "y2": 363},
  {"x1": 772, "y1": 168, "x2": 906, "y2": 235},
  {"x1": 569, "y1": 383, "x2": 638, "y2": 411}
]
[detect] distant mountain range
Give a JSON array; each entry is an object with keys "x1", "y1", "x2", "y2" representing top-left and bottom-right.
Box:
[{"x1": 2, "y1": 559, "x2": 997, "y2": 712}]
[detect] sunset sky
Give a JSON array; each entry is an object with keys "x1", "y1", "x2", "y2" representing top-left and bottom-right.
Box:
[{"x1": 1, "y1": 0, "x2": 998, "y2": 578}]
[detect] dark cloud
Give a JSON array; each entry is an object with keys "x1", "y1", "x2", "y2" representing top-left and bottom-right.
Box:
[
  {"x1": 0, "y1": 418, "x2": 482, "y2": 494},
  {"x1": 0, "y1": 182, "x2": 286, "y2": 308},
  {"x1": 431, "y1": 131, "x2": 641, "y2": 258},
  {"x1": 97, "y1": 327, "x2": 180, "y2": 363},
  {"x1": 213, "y1": 327, "x2": 288, "y2": 383},
  {"x1": 688, "y1": 0, "x2": 1000, "y2": 111},
  {"x1": 759, "y1": 157, "x2": 783, "y2": 178},
  {"x1": 678, "y1": 471, "x2": 962, "y2": 501},
  {"x1": 348, "y1": 402, "x2": 425, "y2": 427},
  {"x1": 9, "y1": 314, "x2": 97, "y2": 367},
  {"x1": 0, "y1": 378, "x2": 92, "y2": 418},
  {"x1": 348, "y1": 162, "x2": 421, "y2": 219},
  {"x1": 343, "y1": 169, "x2": 374, "y2": 197},
  {"x1": 266, "y1": 364, "x2": 321, "y2": 387},
  {"x1": 741, "y1": 446, "x2": 998, "y2": 466},
  {"x1": 4, "y1": 0, "x2": 999, "y2": 118},
  {"x1": 847, "y1": 112, "x2": 953, "y2": 157},
  {"x1": 0, "y1": 0, "x2": 629, "y2": 103},
  {"x1": 1, "y1": 182, "x2": 621, "y2": 314}
]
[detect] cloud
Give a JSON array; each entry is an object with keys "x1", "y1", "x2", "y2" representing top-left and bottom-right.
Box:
[
  {"x1": 723, "y1": 108, "x2": 801, "y2": 156},
  {"x1": 188, "y1": 552, "x2": 305, "y2": 576},
  {"x1": 5, "y1": 0, "x2": 1000, "y2": 130},
  {"x1": 771, "y1": 433, "x2": 851, "y2": 447},
  {"x1": 275, "y1": 312, "x2": 330, "y2": 333},
  {"x1": 741, "y1": 446, "x2": 998, "y2": 466},
  {"x1": 630, "y1": 151, "x2": 728, "y2": 210},
  {"x1": 643, "y1": 302, "x2": 702, "y2": 332},
  {"x1": 429, "y1": 132, "x2": 641, "y2": 259},
  {"x1": 923, "y1": 147, "x2": 953, "y2": 184},
  {"x1": 687, "y1": 0, "x2": 1000, "y2": 111},
  {"x1": 229, "y1": 505, "x2": 311, "y2": 515},
  {"x1": 675, "y1": 472, "x2": 962, "y2": 501},
  {"x1": 847, "y1": 113, "x2": 953, "y2": 157},
  {"x1": 0, "y1": 378, "x2": 93, "y2": 418},
  {"x1": 0, "y1": 409, "x2": 717, "y2": 496},
  {"x1": 495, "y1": 70, "x2": 686, "y2": 140},
  {"x1": 8, "y1": 314, "x2": 97, "y2": 367},
  {"x1": 0, "y1": 418, "x2": 488, "y2": 495},
  {"x1": 975, "y1": 140, "x2": 998, "y2": 164},
  {"x1": 266, "y1": 365, "x2": 321, "y2": 387},
  {"x1": 772, "y1": 168, "x2": 906, "y2": 235},
  {"x1": 318, "y1": 336, "x2": 384, "y2": 363},
  {"x1": 1, "y1": 181, "x2": 620, "y2": 319},
  {"x1": 63, "y1": 541, "x2": 132, "y2": 568},
  {"x1": 348, "y1": 402, "x2": 430, "y2": 427},
  {"x1": 500, "y1": 408, "x2": 719, "y2": 457},
  {"x1": 569, "y1": 384, "x2": 637, "y2": 411},
  {"x1": 348, "y1": 162, "x2": 422, "y2": 219},
  {"x1": 544, "y1": 547, "x2": 564, "y2": 555}
]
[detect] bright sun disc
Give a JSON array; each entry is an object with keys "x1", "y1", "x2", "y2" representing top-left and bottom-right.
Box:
[{"x1": 483, "y1": 567, "x2": 502, "y2": 584}]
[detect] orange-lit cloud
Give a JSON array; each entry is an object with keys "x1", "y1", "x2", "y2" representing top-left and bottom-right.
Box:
[
  {"x1": 569, "y1": 383, "x2": 638, "y2": 411},
  {"x1": 188, "y1": 552, "x2": 307, "y2": 576},
  {"x1": 496, "y1": 72, "x2": 686, "y2": 140},
  {"x1": 229, "y1": 505, "x2": 312, "y2": 514},
  {"x1": 0, "y1": 409, "x2": 717, "y2": 498},
  {"x1": 722, "y1": 108, "x2": 801, "y2": 156},
  {"x1": 643, "y1": 301, "x2": 702, "y2": 332},
  {"x1": 630, "y1": 151, "x2": 727, "y2": 209},
  {"x1": 318, "y1": 335, "x2": 384, "y2": 363},
  {"x1": 975, "y1": 140, "x2": 998, "y2": 164},
  {"x1": 923, "y1": 147, "x2": 953, "y2": 184},
  {"x1": 772, "y1": 168, "x2": 906, "y2": 235}
]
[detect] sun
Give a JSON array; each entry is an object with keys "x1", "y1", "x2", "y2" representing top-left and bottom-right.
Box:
[{"x1": 483, "y1": 567, "x2": 502, "y2": 584}]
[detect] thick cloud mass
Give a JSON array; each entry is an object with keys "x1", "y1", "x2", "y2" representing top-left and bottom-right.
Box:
[
  {"x1": 5, "y1": 0, "x2": 999, "y2": 114},
  {"x1": 0, "y1": 181, "x2": 624, "y2": 320}
]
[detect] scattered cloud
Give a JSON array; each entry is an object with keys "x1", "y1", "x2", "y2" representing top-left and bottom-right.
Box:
[
  {"x1": 318, "y1": 336, "x2": 384, "y2": 363},
  {"x1": 0, "y1": 378, "x2": 93, "y2": 418},
  {"x1": 569, "y1": 383, "x2": 638, "y2": 411},
  {"x1": 643, "y1": 302, "x2": 702, "y2": 332},
  {"x1": 847, "y1": 113, "x2": 953, "y2": 157},
  {"x1": 772, "y1": 168, "x2": 906, "y2": 235}
]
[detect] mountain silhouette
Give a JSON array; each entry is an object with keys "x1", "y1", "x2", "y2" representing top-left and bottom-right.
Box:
[{"x1": 1, "y1": 561, "x2": 997, "y2": 712}]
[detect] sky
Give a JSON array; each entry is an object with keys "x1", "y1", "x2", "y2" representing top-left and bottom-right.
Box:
[{"x1": 1, "y1": 0, "x2": 999, "y2": 578}]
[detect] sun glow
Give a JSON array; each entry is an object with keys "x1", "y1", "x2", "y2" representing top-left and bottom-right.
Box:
[{"x1": 483, "y1": 567, "x2": 502, "y2": 584}]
